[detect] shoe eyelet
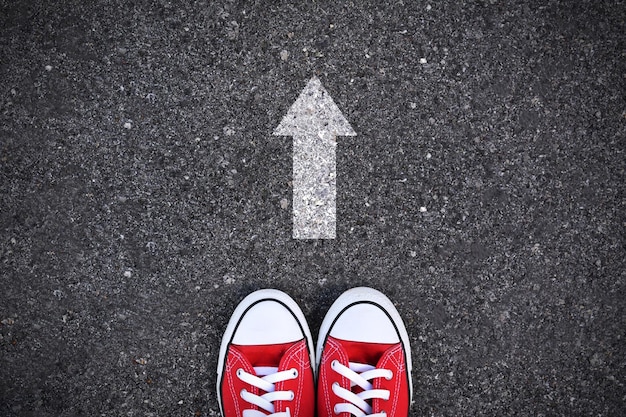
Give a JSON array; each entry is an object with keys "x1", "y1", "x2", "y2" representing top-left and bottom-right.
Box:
[
  {"x1": 288, "y1": 390, "x2": 295, "y2": 400},
  {"x1": 331, "y1": 360, "x2": 338, "y2": 369},
  {"x1": 333, "y1": 404, "x2": 340, "y2": 415},
  {"x1": 291, "y1": 368, "x2": 298, "y2": 378},
  {"x1": 385, "y1": 371, "x2": 393, "y2": 381},
  {"x1": 240, "y1": 388, "x2": 247, "y2": 397}
]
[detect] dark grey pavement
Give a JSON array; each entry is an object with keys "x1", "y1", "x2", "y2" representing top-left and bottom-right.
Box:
[{"x1": 1, "y1": 1, "x2": 625, "y2": 416}]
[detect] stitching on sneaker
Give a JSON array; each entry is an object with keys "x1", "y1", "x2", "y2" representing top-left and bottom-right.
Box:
[
  {"x1": 295, "y1": 356, "x2": 303, "y2": 415},
  {"x1": 387, "y1": 344, "x2": 404, "y2": 371},
  {"x1": 320, "y1": 349, "x2": 332, "y2": 413},
  {"x1": 290, "y1": 342, "x2": 306, "y2": 416},
  {"x1": 291, "y1": 340, "x2": 309, "y2": 369},
  {"x1": 227, "y1": 349, "x2": 248, "y2": 416},
  {"x1": 378, "y1": 346, "x2": 404, "y2": 417},
  {"x1": 321, "y1": 338, "x2": 341, "y2": 413}
]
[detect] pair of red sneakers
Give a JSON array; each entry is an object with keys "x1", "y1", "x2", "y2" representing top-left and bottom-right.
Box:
[{"x1": 217, "y1": 287, "x2": 412, "y2": 417}]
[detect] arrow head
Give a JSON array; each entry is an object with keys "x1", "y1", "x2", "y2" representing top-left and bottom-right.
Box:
[{"x1": 273, "y1": 76, "x2": 356, "y2": 137}]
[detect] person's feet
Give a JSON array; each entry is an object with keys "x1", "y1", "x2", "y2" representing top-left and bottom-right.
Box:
[
  {"x1": 217, "y1": 287, "x2": 411, "y2": 417},
  {"x1": 316, "y1": 287, "x2": 412, "y2": 417},
  {"x1": 217, "y1": 289, "x2": 315, "y2": 417}
]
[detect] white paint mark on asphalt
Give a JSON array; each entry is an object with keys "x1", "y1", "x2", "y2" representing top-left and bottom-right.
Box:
[{"x1": 274, "y1": 76, "x2": 356, "y2": 239}]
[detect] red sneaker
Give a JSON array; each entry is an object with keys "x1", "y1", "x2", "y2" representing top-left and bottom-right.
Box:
[
  {"x1": 217, "y1": 289, "x2": 316, "y2": 417},
  {"x1": 316, "y1": 288, "x2": 413, "y2": 417}
]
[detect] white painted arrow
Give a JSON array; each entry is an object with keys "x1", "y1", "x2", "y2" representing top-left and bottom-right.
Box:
[{"x1": 274, "y1": 76, "x2": 356, "y2": 239}]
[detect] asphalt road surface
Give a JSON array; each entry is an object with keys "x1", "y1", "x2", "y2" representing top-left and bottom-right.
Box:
[{"x1": 1, "y1": 1, "x2": 625, "y2": 416}]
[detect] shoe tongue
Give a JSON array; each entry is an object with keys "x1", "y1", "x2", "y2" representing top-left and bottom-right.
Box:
[
  {"x1": 334, "y1": 337, "x2": 397, "y2": 367},
  {"x1": 233, "y1": 340, "x2": 299, "y2": 368}
]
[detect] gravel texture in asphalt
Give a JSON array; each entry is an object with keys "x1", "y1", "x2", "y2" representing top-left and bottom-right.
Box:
[{"x1": 1, "y1": 1, "x2": 625, "y2": 416}]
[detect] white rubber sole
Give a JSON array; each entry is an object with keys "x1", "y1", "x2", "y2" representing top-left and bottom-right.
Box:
[
  {"x1": 315, "y1": 287, "x2": 413, "y2": 402},
  {"x1": 216, "y1": 289, "x2": 315, "y2": 415}
]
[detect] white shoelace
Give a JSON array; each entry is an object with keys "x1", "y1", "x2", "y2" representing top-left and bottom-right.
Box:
[
  {"x1": 331, "y1": 360, "x2": 392, "y2": 417},
  {"x1": 236, "y1": 366, "x2": 298, "y2": 417}
]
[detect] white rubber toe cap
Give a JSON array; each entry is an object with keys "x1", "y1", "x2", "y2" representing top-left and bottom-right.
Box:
[
  {"x1": 317, "y1": 287, "x2": 411, "y2": 353},
  {"x1": 232, "y1": 299, "x2": 304, "y2": 345},
  {"x1": 329, "y1": 302, "x2": 400, "y2": 344}
]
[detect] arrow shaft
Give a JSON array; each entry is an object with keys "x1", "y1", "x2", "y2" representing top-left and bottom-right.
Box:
[{"x1": 292, "y1": 134, "x2": 336, "y2": 239}]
